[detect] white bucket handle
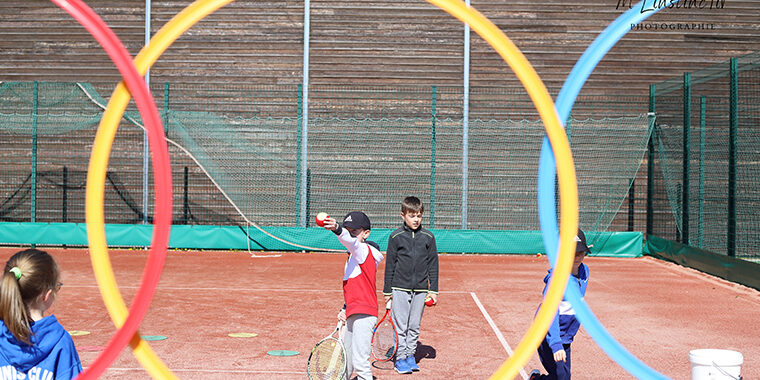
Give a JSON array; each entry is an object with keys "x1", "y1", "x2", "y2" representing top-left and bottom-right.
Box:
[{"x1": 712, "y1": 360, "x2": 742, "y2": 380}]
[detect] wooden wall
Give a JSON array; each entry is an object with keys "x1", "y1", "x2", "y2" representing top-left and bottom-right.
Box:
[{"x1": 1, "y1": 0, "x2": 757, "y2": 96}]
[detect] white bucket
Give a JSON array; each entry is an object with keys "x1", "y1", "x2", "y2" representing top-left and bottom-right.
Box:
[{"x1": 689, "y1": 349, "x2": 743, "y2": 380}]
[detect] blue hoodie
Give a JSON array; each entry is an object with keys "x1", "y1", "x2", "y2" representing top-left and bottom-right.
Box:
[
  {"x1": 0, "y1": 315, "x2": 82, "y2": 379},
  {"x1": 541, "y1": 263, "x2": 590, "y2": 353}
]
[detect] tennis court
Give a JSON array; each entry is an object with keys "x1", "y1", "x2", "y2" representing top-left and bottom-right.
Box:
[
  {"x1": 11, "y1": 247, "x2": 756, "y2": 379},
  {"x1": 1, "y1": 0, "x2": 759, "y2": 379}
]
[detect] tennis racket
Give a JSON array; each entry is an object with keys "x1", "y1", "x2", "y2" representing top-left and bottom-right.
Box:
[
  {"x1": 371, "y1": 299, "x2": 398, "y2": 362},
  {"x1": 307, "y1": 320, "x2": 347, "y2": 380}
]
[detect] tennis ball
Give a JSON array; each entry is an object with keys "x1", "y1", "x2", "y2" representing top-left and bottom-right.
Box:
[
  {"x1": 536, "y1": 253, "x2": 542, "y2": 257},
  {"x1": 425, "y1": 296, "x2": 435, "y2": 307},
  {"x1": 315, "y1": 212, "x2": 329, "y2": 227}
]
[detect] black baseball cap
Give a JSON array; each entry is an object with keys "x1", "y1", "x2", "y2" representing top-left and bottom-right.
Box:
[
  {"x1": 342, "y1": 211, "x2": 371, "y2": 230},
  {"x1": 575, "y1": 229, "x2": 592, "y2": 254}
]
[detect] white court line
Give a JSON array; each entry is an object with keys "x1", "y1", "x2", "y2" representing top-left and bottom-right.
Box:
[
  {"x1": 106, "y1": 367, "x2": 303, "y2": 374},
  {"x1": 68, "y1": 285, "x2": 477, "y2": 293},
  {"x1": 471, "y1": 292, "x2": 529, "y2": 380},
  {"x1": 68, "y1": 285, "x2": 345, "y2": 292},
  {"x1": 84, "y1": 289, "x2": 528, "y2": 377}
]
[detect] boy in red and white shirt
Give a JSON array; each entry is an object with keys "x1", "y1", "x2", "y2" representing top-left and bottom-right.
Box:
[{"x1": 322, "y1": 211, "x2": 383, "y2": 380}]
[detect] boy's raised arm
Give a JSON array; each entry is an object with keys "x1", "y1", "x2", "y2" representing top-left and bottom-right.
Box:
[
  {"x1": 336, "y1": 228, "x2": 370, "y2": 263},
  {"x1": 322, "y1": 215, "x2": 370, "y2": 263}
]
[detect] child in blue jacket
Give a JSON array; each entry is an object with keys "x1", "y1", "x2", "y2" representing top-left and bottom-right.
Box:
[
  {"x1": 530, "y1": 229, "x2": 591, "y2": 380},
  {"x1": 0, "y1": 249, "x2": 82, "y2": 379}
]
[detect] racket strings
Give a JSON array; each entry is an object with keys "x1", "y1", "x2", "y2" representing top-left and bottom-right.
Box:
[
  {"x1": 372, "y1": 319, "x2": 397, "y2": 361},
  {"x1": 308, "y1": 338, "x2": 346, "y2": 380}
]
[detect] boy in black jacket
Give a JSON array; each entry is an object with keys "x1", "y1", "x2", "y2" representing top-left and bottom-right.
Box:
[{"x1": 383, "y1": 196, "x2": 439, "y2": 374}]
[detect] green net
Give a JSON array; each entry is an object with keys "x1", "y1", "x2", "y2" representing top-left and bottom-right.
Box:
[
  {"x1": 652, "y1": 50, "x2": 760, "y2": 260},
  {"x1": 0, "y1": 82, "x2": 146, "y2": 224},
  {"x1": 0, "y1": 81, "x2": 650, "y2": 250}
]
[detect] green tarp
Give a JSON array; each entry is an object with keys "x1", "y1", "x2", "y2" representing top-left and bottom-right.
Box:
[
  {"x1": 646, "y1": 234, "x2": 760, "y2": 291},
  {"x1": 0, "y1": 222, "x2": 642, "y2": 256}
]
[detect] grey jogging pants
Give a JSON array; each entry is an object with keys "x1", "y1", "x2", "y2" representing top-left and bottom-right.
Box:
[{"x1": 391, "y1": 289, "x2": 427, "y2": 360}]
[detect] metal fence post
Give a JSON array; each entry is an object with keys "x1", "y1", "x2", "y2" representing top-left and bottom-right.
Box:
[
  {"x1": 183, "y1": 166, "x2": 189, "y2": 224},
  {"x1": 301, "y1": 0, "x2": 310, "y2": 228},
  {"x1": 676, "y1": 184, "x2": 682, "y2": 243},
  {"x1": 430, "y1": 85, "x2": 437, "y2": 228},
  {"x1": 462, "y1": 1, "x2": 470, "y2": 230},
  {"x1": 62, "y1": 166, "x2": 67, "y2": 223},
  {"x1": 628, "y1": 180, "x2": 635, "y2": 231},
  {"x1": 461, "y1": 88, "x2": 469, "y2": 230},
  {"x1": 698, "y1": 96, "x2": 706, "y2": 249},
  {"x1": 306, "y1": 168, "x2": 312, "y2": 226},
  {"x1": 164, "y1": 82, "x2": 170, "y2": 137},
  {"x1": 682, "y1": 72, "x2": 690, "y2": 244},
  {"x1": 647, "y1": 85, "x2": 655, "y2": 237},
  {"x1": 296, "y1": 84, "x2": 304, "y2": 226},
  {"x1": 728, "y1": 58, "x2": 737, "y2": 257},
  {"x1": 560, "y1": 115, "x2": 571, "y2": 215},
  {"x1": 31, "y1": 81, "x2": 38, "y2": 223}
]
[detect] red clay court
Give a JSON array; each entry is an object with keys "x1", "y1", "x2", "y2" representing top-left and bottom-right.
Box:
[{"x1": 10, "y1": 247, "x2": 758, "y2": 379}]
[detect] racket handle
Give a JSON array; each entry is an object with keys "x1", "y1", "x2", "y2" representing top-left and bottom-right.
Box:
[{"x1": 386, "y1": 299, "x2": 392, "y2": 310}]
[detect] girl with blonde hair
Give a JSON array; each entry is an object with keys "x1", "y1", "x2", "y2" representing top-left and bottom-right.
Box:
[{"x1": 0, "y1": 248, "x2": 82, "y2": 379}]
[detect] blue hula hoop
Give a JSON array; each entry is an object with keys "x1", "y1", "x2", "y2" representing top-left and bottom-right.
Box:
[{"x1": 538, "y1": 1, "x2": 678, "y2": 379}]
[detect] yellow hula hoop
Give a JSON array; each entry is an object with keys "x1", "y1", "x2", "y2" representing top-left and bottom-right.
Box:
[
  {"x1": 85, "y1": 0, "x2": 233, "y2": 378},
  {"x1": 86, "y1": 0, "x2": 576, "y2": 378},
  {"x1": 425, "y1": 1, "x2": 579, "y2": 379}
]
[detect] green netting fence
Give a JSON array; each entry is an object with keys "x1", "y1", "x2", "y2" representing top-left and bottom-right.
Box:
[
  {"x1": 650, "y1": 50, "x2": 760, "y2": 260},
  {"x1": 0, "y1": 81, "x2": 650, "y2": 252}
]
